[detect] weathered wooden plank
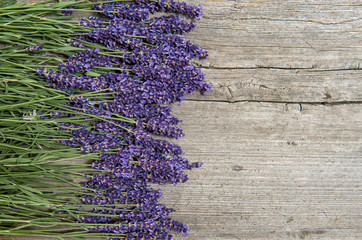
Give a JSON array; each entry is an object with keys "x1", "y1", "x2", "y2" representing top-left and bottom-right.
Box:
[
  {"x1": 159, "y1": 101, "x2": 362, "y2": 240},
  {"x1": 181, "y1": 0, "x2": 362, "y2": 103},
  {"x1": 185, "y1": 0, "x2": 362, "y2": 70},
  {"x1": 188, "y1": 68, "x2": 362, "y2": 103}
]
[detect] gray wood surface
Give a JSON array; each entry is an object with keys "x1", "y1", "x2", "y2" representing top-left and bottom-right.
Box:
[
  {"x1": 6, "y1": 1, "x2": 362, "y2": 240},
  {"x1": 162, "y1": 102, "x2": 361, "y2": 240},
  {"x1": 157, "y1": 0, "x2": 362, "y2": 239}
]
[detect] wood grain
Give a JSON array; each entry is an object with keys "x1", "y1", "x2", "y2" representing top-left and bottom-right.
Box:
[
  {"x1": 159, "y1": 0, "x2": 362, "y2": 239},
  {"x1": 182, "y1": 0, "x2": 362, "y2": 104},
  {"x1": 185, "y1": 0, "x2": 362, "y2": 70},
  {"x1": 159, "y1": 101, "x2": 362, "y2": 240},
  {"x1": 187, "y1": 68, "x2": 362, "y2": 103}
]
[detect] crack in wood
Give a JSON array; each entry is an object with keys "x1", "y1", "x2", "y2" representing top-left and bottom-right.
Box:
[
  {"x1": 214, "y1": 17, "x2": 362, "y2": 25},
  {"x1": 184, "y1": 99, "x2": 362, "y2": 105},
  {"x1": 226, "y1": 85, "x2": 233, "y2": 99},
  {"x1": 196, "y1": 65, "x2": 362, "y2": 72}
]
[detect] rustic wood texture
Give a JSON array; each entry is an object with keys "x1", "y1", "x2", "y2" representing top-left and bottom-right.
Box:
[
  {"x1": 161, "y1": 102, "x2": 361, "y2": 240},
  {"x1": 4, "y1": 1, "x2": 361, "y2": 240},
  {"x1": 157, "y1": 0, "x2": 362, "y2": 239}
]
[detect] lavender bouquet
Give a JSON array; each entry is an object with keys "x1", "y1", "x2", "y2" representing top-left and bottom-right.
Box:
[{"x1": 0, "y1": 0, "x2": 211, "y2": 239}]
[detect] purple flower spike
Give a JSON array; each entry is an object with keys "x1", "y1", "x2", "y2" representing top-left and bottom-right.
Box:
[
  {"x1": 61, "y1": 6, "x2": 75, "y2": 16},
  {"x1": 35, "y1": 0, "x2": 210, "y2": 238},
  {"x1": 25, "y1": 44, "x2": 43, "y2": 52}
]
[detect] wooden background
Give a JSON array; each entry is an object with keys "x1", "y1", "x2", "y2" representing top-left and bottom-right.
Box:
[
  {"x1": 158, "y1": 0, "x2": 362, "y2": 239},
  {"x1": 10, "y1": 0, "x2": 362, "y2": 239}
]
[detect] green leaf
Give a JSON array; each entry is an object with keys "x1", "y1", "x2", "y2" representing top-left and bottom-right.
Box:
[
  {"x1": 18, "y1": 184, "x2": 43, "y2": 195},
  {"x1": 85, "y1": 71, "x2": 100, "y2": 77},
  {"x1": 0, "y1": 1, "x2": 17, "y2": 9},
  {"x1": 18, "y1": 188, "x2": 51, "y2": 205}
]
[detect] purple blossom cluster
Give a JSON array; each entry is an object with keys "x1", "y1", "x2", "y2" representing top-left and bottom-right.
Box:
[
  {"x1": 68, "y1": 38, "x2": 85, "y2": 48},
  {"x1": 25, "y1": 44, "x2": 43, "y2": 52},
  {"x1": 58, "y1": 48, "x2": 121, "y2": 74},
  {"x1": 61, "y1": 6, "x2": 75, "y2": 16},
  {"x1": 38, "y1": 0, "x2": 210, "y2": 239}
]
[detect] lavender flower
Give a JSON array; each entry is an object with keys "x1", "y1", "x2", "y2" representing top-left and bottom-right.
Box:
[
  {"x1": 61, "y1": 6, "x2": 75, "y2": 16},
  {"x1": 68, "y1": 39, "x2": 85, "y2": 48},
  {"x1": 58, "y1": 48, "x2": 121, "y2": 74},
  {"x1": 134, "y1": 0, "x2": 203, "y2": 20},
  {"x1": 146, "y1": 15, "x2": 196, "y2": 35},
  {"x1": 25, "y1": 44, "x2": 43, "y2": 52},
  {"x1": 34, "y1": 1, "x2": 210, "y2": 238},
  {"x1": 94, "y1": 2, "x2": 150, "y2": 21}
]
